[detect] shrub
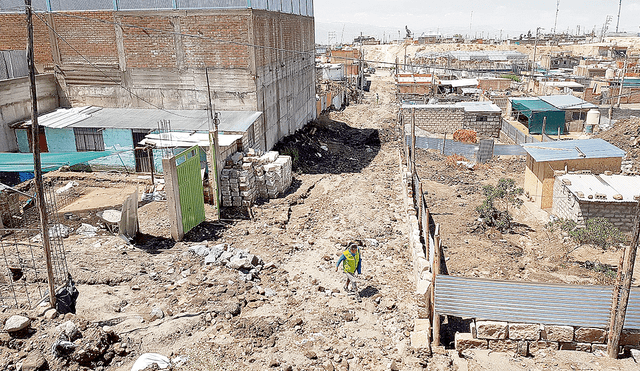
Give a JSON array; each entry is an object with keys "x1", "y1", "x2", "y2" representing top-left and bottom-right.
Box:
[
  {"x1": 476, "y1": 178, "x2": 524, "y2": 232},
  {"x1": 547, "y1": 217, "x2": 626, "y2": 249}
]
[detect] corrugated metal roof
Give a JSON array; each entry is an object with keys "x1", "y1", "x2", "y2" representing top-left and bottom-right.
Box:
[
  {"x1": 435, "y1": 275, "x2": 640, "y2": 329},
  {"x1": 559, "y1": 174, "x2": 640, "y2": 203},
  {"x1": 522, "y1": 139, "x2": 626, "y2": 162},
  {"x1": 415, "y1": 51, "x2": 528, "y2": 61},
  {"x1": 18, "y1": 107, "x2": 262, "y2": 133},
  {"x1": 539, "y1": 95, "x2": 597, "y2": 110},
  {"x1": 139, "y1": 132, "x2": 242, "y2": 148},
  {"x1": 455, "y1": 101, "x2": 501, "y2": 113},
  {"x1": 510, "y1": 98, "x2": 560, "y2": 112}
]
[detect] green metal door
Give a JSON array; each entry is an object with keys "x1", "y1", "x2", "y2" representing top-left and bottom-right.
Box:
[{"x1": 175, "y1": 146, "x2": 205, "y2": 234}]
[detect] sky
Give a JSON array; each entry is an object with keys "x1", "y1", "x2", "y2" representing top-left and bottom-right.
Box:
[{"x1": 313, "y1": 0, "x2": 640, "y2": 44}]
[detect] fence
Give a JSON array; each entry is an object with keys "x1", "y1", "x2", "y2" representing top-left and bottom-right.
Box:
[
  {"x1": 0, "y1": 180, "x2": 70, "y2": 309},
  {"x1": 501, "y1": 118, "x2": 539, "y2": 145},
  {"x1": 0, "y1": 0, "x2": 314, "y2": 16},
  {"x1": 435, "y1": 274, "x2": 640, "y2": 330}
]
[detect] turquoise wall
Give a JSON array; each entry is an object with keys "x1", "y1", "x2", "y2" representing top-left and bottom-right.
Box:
[
  {"x1": 16, "y1": 129, "x2": 29, "y2": 153},
  {"x1": 89, "y1": 128, "x2": 135, "y2": 171},
  {"x1": 45, "y1": 128, "x2": 77, "y2": 152}
]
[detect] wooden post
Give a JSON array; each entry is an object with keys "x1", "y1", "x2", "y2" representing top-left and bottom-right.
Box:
[
  {"x1": 607, "y1": 202, "x2": 640, "y2": 358},
  {"x1": 541, "y1": 116, "x2": 547, "y2": 142},
  {"x1": 432, "y1": 224, "x2": 441, "y2": 346},
  {"x1": 442, "y1": 133, "x2": 446, "y2": 155},
  {"x1": 26, "y1": 0, "x2": 56, "y2": 309},
  {"x1": 411, "y1": 107, "x2": 416, "y2": 174}
]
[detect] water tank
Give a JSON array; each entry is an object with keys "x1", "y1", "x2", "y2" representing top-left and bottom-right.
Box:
[
  {"x1": 586, "y1": 109, "x2": 600, "y2": 125},
  {"x1": 605, "y1": 69, "x2": 615, "y2": 79}
]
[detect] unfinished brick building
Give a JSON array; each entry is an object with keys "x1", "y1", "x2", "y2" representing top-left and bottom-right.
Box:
[{"x1": 0, "y1": 0, "x2": 316, "y2": 150}]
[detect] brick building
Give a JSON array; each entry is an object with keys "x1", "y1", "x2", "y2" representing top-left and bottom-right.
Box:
[{"x1": 0, "y1": 0, "x2": 316, "y2": 151}]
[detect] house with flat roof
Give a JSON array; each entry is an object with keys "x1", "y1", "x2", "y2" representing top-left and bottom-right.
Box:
[
  {"x1": 521, "y1": 139, "x2": 626, "y2": 209},
  {"x1": 553, "y1": 174, "x2": 640, "y2": 233}
]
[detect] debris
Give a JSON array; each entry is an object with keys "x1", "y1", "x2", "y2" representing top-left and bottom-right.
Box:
[
  {"x1": 150, "y1": 307, "x2": 165, "y2": 321},
  {"x1": 189, "y1": 244, "x2": 211, "y2": 257},
  {"x1": 56, "y1": 181, "x2": 78, "y2": 194},
  {"x1": 76, "y1": 223, "x2": 99, "y2": 237},
  {"x1": 21, "y1": 350, "x2": 48, "y2": 371},
  {"x1": 130, "y1": 353, "x2": 171, "y2": 371},
  {"x1": 56, "y1": 320, "x2": 80, "y2": 340}
]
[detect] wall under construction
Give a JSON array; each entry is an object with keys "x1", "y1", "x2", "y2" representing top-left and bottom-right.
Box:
[{"x1": 0, "y1": 7, "x2": 316, "y2": 151}]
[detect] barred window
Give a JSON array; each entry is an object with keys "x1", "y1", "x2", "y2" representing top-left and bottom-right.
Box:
[{"x1": 74, "y1": 128, "x2": 105, "y2": 152}]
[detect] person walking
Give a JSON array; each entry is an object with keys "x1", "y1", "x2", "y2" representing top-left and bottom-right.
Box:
[{"x1": 335, "y1": 242, "x2": 362, "y2": 301}]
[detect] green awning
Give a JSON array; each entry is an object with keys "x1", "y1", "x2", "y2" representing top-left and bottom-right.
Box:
[{"x1": 0, "y1": 151, "x2": 116, "y2": 173}]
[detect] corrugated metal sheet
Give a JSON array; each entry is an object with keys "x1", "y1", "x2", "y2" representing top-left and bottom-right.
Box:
[
  {"x1": 20, "y1": 107, "x2": 262, "y2": 133},
  {"x1": 0, "y1": 50, "x2": 28, "y2": 80},
  {"x1": 539, "y1": 95, "x2": 597, "y2": 110},
  {"x1": 435, "y1": 275, "x2": 640, "y2": 329},
  {"x1": 522, "y1": 139, "x2": 626, "y2": 162}
]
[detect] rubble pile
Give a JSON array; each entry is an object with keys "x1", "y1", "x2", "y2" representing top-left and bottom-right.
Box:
[
  {"x1": 220, "y1": 150, "x2": 293, "y2": 207},
  {"x1": 188, "y1": 243, "x2": 272, "y2": 283},
  {"x1": 597, "y1": 116, "x2": 640, "y2": 174}
]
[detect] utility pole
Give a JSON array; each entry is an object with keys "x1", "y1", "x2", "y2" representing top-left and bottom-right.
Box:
[
  {"x1": 553, "y1": 0, "x2": 560, "y2": 34},
  {"x1": 25, "y1": 0, "x2": 56, "y2": 309},
  {"x1": 615, "y1": 0, "x2": 622, "y2": 33},
  {"x1": 531, "y1": 27, "x2": 543, "y2": 76},
  {"x1": 607, "y1": 202, "x2": 640, "y2": 358},
  {"x1": 616, "y1": 53, "x2": 628, "y2": 108}
]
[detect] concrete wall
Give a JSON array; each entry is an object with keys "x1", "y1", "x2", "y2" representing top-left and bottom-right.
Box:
[
  {"x1": 0, "y1": 74, "x2": 59, "y2": 152},
  {"x1": 0, "y1": 9, "x2": 316, "y2": 152},
  {"x1": 524, "y1": 154, "x2": 623, "y2": 210},
  {"x1": 45, "y1": 128, "x2": 76, "y2": 152},
  {"x1": 401, "y1": 106, "x2": 502, "y2": 138},
  {"x1": 552, "y1": 180, "x2": 638, "y2": 233}
]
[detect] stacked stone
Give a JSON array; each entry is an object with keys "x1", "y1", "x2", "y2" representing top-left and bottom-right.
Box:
[{"x1": 221, "y1": 150, "x2": 293, "y2": 207}]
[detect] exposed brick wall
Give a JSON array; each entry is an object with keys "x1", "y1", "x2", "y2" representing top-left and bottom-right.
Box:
[
  {"x1": 463, "y1": 112, "x2": 502, "y2": 138},
  {"x1": 0, "y1": 13, "x2": 53, "y2": 68},
  {"x1": 54, "y1": 11, "x2": 119, "y2": 65},
  {"x1": 401, "y1": 107, "x2": 502, "y2": 138},
  {"x1": 119, "y1": 14, "x2": 177, "y2": 69}
]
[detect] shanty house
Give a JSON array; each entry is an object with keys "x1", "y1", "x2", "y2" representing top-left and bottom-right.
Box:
[
  {"x1": 521, "y1": 139, "x2": 626, "y2": 209},
  {"x1": 553, "y1": 174, "x2": 640, "y2": 233},
  {"x1": 509, "y1": 98, "x2": 565, "y2": 135},
  {"x1": 539, "y1": 95, "x2": 597, "y2": 123}
]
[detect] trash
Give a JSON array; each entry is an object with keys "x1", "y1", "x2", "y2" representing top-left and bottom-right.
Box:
[
  {"x1": 141, "y1": 191, "x2": 166, "y2": 202},
  {"x1": 100, "y1": 210, "x2": 122, "y2": 224},
  {"x1": 55, "y1": 181, "x2": 78, "y2": 194},
  {"x1": 76, "y1": 223, "x2": 98, "y2": 237},
  {"x1": 131, "y1": 353, "x2": 171, "y2": 371}
]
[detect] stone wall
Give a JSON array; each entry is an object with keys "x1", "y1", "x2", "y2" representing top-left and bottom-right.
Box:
[
  {"x1": 401, "y1": 106, "x2": 502, "y2": 138},
  {"x1": 456, "y1": 320, "x2": 640, "y2": 356},
  {"x1": 552, "y1": 180, "x2": 638, "y2": 233}
]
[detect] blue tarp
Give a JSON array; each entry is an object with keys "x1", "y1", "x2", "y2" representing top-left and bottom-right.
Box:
[{"x1": 0, "y1": 151, "x2": 116, "y2": 172}]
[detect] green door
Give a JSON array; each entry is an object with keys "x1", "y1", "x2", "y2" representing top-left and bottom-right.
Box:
[{"x1": 175, "y1": 146, "x2": 205, "y2": 234}]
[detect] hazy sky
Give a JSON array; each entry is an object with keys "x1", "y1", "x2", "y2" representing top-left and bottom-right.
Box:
[{"x1": 314, "y1": 0, "x2": 640, "y2": 43}]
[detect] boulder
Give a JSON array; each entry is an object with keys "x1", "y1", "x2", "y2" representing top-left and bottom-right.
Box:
[
  {"x1": 56, "y1": 320, "x2": 80, "y2": 340},
  {"x1": 188, "y1": 244, "x2": 210, "y2": 257},
  {"x1": 21, "y1": 351, "x2": 47, "y2": 371},
  {"x1": 4, "y1": 315, "x2": 31, "y2": 333},
  {"x1": 150, "y1": 308, "x2": 164, "y2": 321}
]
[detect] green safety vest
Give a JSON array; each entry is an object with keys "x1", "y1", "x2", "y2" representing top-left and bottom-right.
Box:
[{"x1": 342, "y1": 249, "x2": 360, "y2": 274}]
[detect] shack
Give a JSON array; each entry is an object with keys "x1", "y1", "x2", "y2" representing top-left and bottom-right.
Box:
[
  {"x1": 521, "y1": 139, "x2": 625, "y2": 209},
  {"x1": 510, "y1": 98, "x2": 565, "y2": 135}
]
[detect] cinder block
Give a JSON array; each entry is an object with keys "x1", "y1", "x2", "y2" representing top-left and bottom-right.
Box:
[
  {"x1": 528, "y1": 340, "x2": 558, "y2": 355},
  {"x1": 574, "y1": 328, "x2": 607, "y2": 344},
  {"x1": 488, "y1": 339, "x2": 519, "y2": 352},
  {"x1": 410, "y1": 331, "x2": 429, "y2": 349},
  {"x1": 476, "y1": 321, "x2": 508, "y2": 340},
  {"x1": 455, "y1": 333, "x2": 488, "y2": 351},
  {"x1": 621, "y1": 329, "x2": 640, "y2": 346},
  {"x1": 509, "y1": 323, "x2": 540, "y2": 341},
  {"x1": 542, "y1": 325, "x2": 574, "y2": 342}
]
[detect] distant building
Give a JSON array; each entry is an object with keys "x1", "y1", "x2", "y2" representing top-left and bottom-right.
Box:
[{"x1": 521, "y1": 139, "x2": 625, "y2": 209}]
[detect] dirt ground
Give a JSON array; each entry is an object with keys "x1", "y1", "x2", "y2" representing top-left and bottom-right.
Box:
[{"x1": 2, "y1": 69, "x2": 640, "y2": 371}]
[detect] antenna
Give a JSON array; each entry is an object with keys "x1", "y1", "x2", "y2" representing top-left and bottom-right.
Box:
[
  {"x1": 340, "y1": 24, "x2": 345, "y2": 44},
  {"x1": 553, "y1": 0, "x2": 560, "y2": 34}
]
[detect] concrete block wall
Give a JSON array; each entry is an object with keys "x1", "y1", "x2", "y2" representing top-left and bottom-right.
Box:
[
  {"x1": 456, "y1": 320, "x2": 640, "y2": 355},
  {"x1": 401, "y1": 107, "x2": 465, "y2": 134},
  {"x1": 553, "y1": 180, "x2": 638, "y2": 233},
  {"x1": 462, "y1": 112, "x2": 502, "y2": 138}
]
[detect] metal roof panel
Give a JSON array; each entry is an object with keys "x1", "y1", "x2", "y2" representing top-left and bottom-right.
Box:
[{"x1": 522, "y1": 139, "x2": 625, "y2": 162}]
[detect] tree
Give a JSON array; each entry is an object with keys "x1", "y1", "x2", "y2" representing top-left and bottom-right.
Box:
[{"x1": 476, "y1": 178, "x2": 524, "y2": 233}]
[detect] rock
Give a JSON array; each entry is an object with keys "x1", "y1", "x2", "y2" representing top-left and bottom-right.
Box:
[
  {"x1": 247, "y1": 254, "x2": 263, "y2": 267},
  {"x1": 476, "y1": 321, "x2": 509, "y2": 340},
  {"x1": 516, "y1": 341, "x2": 529, "y2": 357},
  {"x1": 389, "y1": 360, "x2": 400, "y2": 371},
  {"x1": 410, "y1": 331, "x2": 429, "y2": 349},
  {"x1": 76, "y1": 223, "x2": 98, "y2": 237},
  {"x1": 218, "y1": 250, "x2": 236, "y2": 263},
  {"x1": 56, "y1": 321, "x2": 80, "y2": 340},
  {"x1": 131, "y1": 353, "x2": 171, "y2": 371},
  {"x1": 189, "y1": 244, "x2": 210, "y2": 257},
  {"x1": 508, "y1": 323, "x2": 540, "y2": 341},
  {"x1": 269, "y1": 358, "x2": 280, "y2": 367},
  {"x1": 4, "y1": 315, "x2": 31, "y2": 333},
  {"x1": 21, "y1": 351, "x2": 47, "y2": 371},
  {"x1": 150, "y1": 308, "x2": 164, "y2": 321},
  {"x1": 52, "y1": 340, "x2": 76, "y2": 355},
  {"x1": 528, "y1": 340, "x2": 558, "y2": 355},
  {"x1": 574, "y1": 327, "x2": 607, "y2": 344},
  {"x1": 228, "y1": 257, "x2": 253, "y2": 270},
  {"x1": 304, "y1": 350, "x2": 317, "y2": 359},
  {"x1": 541, "y1": 325, "x2": 574, "y2": 342},
  {"x1": 205, "y1": 245, "x2": 226, "y2": 264},
  {"x1": 44, "y1": 308, "x2": 59, "y2": 320},
  {"x1": 113, "y1": 342, "x2": 128, "y2": 356},
  {"x1": 576, "y1": 343, "x2": 592, "y2": 352},
  {"x1": 631, "y1": 348, "x2": 640, "y2": 363},
  {"x1": 455, "y1": 333, "x2": 488, "y2": 352},
  {"x1": 323, "y1": 360, "x2": 335, "y2": 371},
  {"x1": 365, "y1": 238, "x2": 379, "y2": 247},
  {"x1": 264, "y1": 288, "x2": 277, "y2": 297},
  {"x1": 131, "y1": 285, "x2": 141, "y2": 290}
]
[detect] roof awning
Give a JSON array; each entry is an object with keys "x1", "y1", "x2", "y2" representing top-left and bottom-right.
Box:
[{"x1": 0, "y1": 151, "x2": 117, "y2": 173}]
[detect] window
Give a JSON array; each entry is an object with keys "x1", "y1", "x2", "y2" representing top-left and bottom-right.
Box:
[
  {"x1": 476, "y1": 115, "x2": 488, "y2": 122},
  {"x1": 74, "y1": 128, "x2": 105, "y2": 151}
]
